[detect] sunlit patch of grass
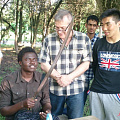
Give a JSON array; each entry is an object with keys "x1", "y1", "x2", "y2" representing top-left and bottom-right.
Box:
[
  {"x1": 0, "y1": 77, "x2": 3, "y2": 83},
  {"x1": 0, "y1": 115, "x2": 5, "y2": 120},
  {"x1": 36, "y1": 64, "x2": 42, "y2": 72},
  {"x1": 4, "y1": 64, "x2": 20, "y2": 73},
  {"x1": 1, "y1": 44, "x2": 14, "y2": 48},
  {"x1": 84, "y1": 96, "x2": 90, "y2": 116}
]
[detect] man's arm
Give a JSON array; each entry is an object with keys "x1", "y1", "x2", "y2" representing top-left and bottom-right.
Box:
[
  {"x1": 40, "y1": 62, "x2": 61, "y2": 81},
  {"x1": 39, "y1": 103, "x2": 51, "y2": 120},
  {"x1": 0, "y1": 58, "x2": 2, "y2": 64},
  {"x1": 0, "y1": 98, "x2": 36, "y2": 116},
  {"x1": 42, "y1": 103, "x2": 51, "y2": 113},
  {"x1": 57, "y1": 61, "x2": 90, "y2": 87},
  {"x1": 69, "y1": 61, "x2": 90, "y2": 80},
  {"x1": 0, "y1": 101, "x2": 23, "y2": 116},
  {"x1": 41, "y1": 61, "x2": 90, "y2": 87}
]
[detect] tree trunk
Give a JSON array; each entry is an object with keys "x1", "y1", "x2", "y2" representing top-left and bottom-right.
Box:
[
  {"x1": 0, "y1": 0, "x2": 10, "y2": 42},
  {"x1": 31, "y1": 11, "x2": 41, "y2": 48},
  {"x1": 95, "y1": 0, "x2": 120, "y2": 15},
  {"x1": 18, "y1": 2, "x2": 23, "y2": 44},
  {"x1": 15, "y1": 0, "x2": 19, "y2": 53}
]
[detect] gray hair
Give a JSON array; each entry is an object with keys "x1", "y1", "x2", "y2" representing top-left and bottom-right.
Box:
[{"x1": 54, "y1": 9, "x2": 73, "y2": 22}]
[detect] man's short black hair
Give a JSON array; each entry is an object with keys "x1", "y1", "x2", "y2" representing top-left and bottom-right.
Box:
[
  {"x1": 100, "y1": 8, "x2": 120, "y2": 22},
  {"x1": 18, "y1": 47, "x2": 37, "y2": 63},
  {"x1": 86, "y1": 15, "x2": 99, "y2": 25}
]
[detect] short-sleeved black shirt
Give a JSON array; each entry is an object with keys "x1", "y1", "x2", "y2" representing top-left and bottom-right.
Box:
[{"x1": 90, "y1": 37, "x2": 120, "y2": 94}]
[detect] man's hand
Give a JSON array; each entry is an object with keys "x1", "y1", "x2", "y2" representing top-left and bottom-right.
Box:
[
  {"x1": 56, "y1": 75, "x2": 73, "y2": 87},
  {"x1": 39, "y1": 110, "x2": 51, "y2": 120},
  {"x1": 22, "y1": 98, "x2": 37, "y2": 109}
]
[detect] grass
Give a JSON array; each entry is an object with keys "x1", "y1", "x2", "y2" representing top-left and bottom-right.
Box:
[
  {"x1": 1, "y1": 44, "x2": 14, "y2": 48},
  {"x1": 0, "y1": 116, "x2": 5, "y2": 120}
]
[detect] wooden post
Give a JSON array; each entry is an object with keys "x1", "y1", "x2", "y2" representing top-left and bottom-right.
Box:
[{"x1": 58, "y1": 115, "x2": 99, "y2": 120}]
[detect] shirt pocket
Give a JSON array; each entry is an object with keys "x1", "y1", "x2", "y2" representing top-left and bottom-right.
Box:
[
  {"x1": 12, "y1": 88, "x2": 26, "y2": 102},
  {"x1": 69, "y1": 48, "x2": 84, "y2": 63}
]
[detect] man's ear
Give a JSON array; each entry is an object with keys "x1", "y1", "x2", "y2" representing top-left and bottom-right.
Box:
[
  {"x1": 19, "y1": 61, "x2": 22, "y2": 66},
  {"x1": 117, "y1": 21, "x2": 120, "y2": 27}
]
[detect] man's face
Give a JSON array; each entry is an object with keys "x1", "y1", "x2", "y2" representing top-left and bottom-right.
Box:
[
  {"x1": 19, "y1": 52, "x2": 38, "y2": 72},
  {"x1": 101, "y1": 16, "x2": 120, "y2": 38},
  {"x1": 85, "y1": 20, "x2": 98, "y2": 34},
  {"x1": 55, "y1": 16, "x2": 71, "y2": 40}
]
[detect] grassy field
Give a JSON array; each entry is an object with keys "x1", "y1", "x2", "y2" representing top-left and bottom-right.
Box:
[{"x1": 0, "y1": 47, "x2": 90, "y2": 119}]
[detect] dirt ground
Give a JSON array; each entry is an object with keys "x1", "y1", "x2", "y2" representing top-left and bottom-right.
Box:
[
  {"x1": 0, "y1": 49, "x2": 19, "y2": 78},
  {"x1": 0, "y1": 48, "x2": 40, "y2": 78}
]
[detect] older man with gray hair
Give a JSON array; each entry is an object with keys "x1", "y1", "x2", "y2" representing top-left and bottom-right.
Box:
[{"x1": 39, "y1": 9, "x2": 92, "y2": 119}]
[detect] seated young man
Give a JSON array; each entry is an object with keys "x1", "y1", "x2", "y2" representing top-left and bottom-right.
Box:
[{"x1": 0, "y1": 47, "x2": 51, "y2": 120}]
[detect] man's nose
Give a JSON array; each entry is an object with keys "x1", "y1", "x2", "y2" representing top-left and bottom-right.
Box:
[
  {"x1": 91, "y1": 25, "x2": 94, "y2": 28},
  {"x1": 102, "y1": 25, "x2": 107, "y2": 31}
]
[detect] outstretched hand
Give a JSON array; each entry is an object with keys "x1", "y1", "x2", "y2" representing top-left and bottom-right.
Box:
[{"x1": 39, "y1": 110, "x2": 51, "y2": 120}]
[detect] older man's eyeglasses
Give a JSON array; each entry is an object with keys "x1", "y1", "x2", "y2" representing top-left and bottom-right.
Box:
[{"x1": 55, "y1": 23, "x2": 70, "y2": 32}]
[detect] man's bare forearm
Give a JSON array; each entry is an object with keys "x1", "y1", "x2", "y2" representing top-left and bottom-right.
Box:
[
  {"x1": 40, "y1": 62, "x2": 61, "y2": 80},
  {"x1": 69, "y1": 61, "x2": 90, "y2": 80},
  {"x1": 0, "y1": 101, "x2": 23, "y2": 116}
]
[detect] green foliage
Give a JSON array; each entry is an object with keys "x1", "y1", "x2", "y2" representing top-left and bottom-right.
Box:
[
  {"x1": 4, "y1": 65, "x2": 19, "y2": 73},
  {"x1": 0, "y1": 77, "x2": 3, "y2": 83},
  {"x1": 0, "y1": 115, "x2": 5, "y2": 120},
  {"x1": 1, "y1": 0, "x2": 120, "y2": 48},
  {"x1": 1, "y1": 44, "x2": 14, "y2": 48},
  {"x1": 10, "y1": 23, "x2": 16, "y2": 32}
]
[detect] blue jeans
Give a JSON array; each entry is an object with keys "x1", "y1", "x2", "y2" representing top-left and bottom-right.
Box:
[{"x1": 50, "y1": 92, "x2": 84, "y2": 119}]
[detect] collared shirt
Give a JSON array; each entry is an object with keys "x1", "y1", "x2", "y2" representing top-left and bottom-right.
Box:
[
  {"x1": 39, "y1": 31, "x2": 92, "y2": 96},
  {"x1": 0, "y1": 70, "x2": 50, "y2": 118},
  {"x1": 84, "y1": 33, "x2": 99, "y2": 83}
]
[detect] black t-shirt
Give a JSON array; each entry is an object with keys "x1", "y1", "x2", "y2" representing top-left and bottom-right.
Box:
[{"x1": 90, "y1": 37, "x2": 120, "y2": 94}]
